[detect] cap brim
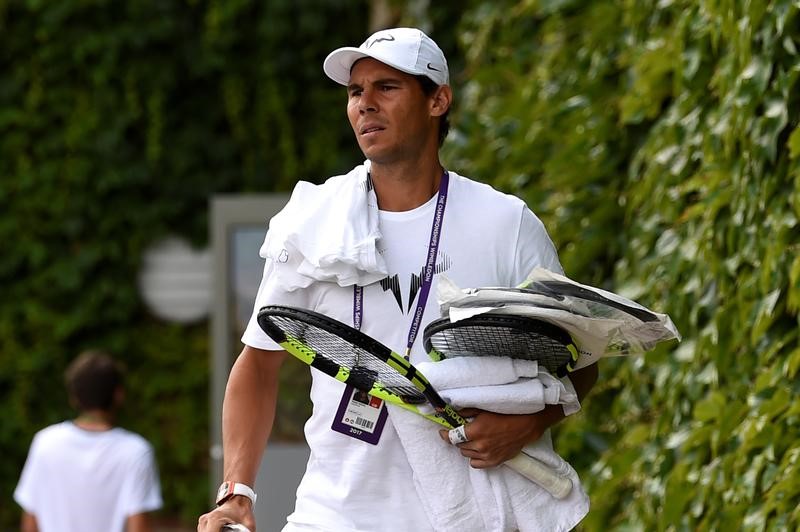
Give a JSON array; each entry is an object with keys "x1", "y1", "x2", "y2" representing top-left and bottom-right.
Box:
[
  {"x1": 323, "y1": 46, "x2": 436, "y2": 86},
  {"x1": 323, "y1": 47, "x2": 370, "y2": 86}
]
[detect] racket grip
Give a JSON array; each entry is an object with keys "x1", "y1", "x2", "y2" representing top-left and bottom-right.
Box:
[
  {"x1": 221, "y1": 524, "x2": 251, "y2": 532},
  {"x1": 504, "y1": 454, "x2": 573, "y2": 499}
]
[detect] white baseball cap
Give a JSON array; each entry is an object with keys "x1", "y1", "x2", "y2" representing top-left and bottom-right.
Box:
[{"x1": 323, "y1": 27, "x2": 449, "y2": 86}]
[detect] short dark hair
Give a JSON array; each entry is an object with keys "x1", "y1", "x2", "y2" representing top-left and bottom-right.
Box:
[
  {"x1": 64, "y1": 350, "x2": 124, "y2": 411},
  {"x1": 415, "y1": 75, "x2": 450, "y2": 147}
]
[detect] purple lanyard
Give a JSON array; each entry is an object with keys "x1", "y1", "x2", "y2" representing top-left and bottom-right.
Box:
[
  {"x1": 353, "y1": 170, "x2": 450, "y2": 359},
  {"x1": 353, "y1": 285, "x2": 364, "y2": 330}
]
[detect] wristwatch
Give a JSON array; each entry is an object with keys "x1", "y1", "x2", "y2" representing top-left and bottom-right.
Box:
[{"x1": 216, "y1": 481, "x2": 258, "y2": 506}]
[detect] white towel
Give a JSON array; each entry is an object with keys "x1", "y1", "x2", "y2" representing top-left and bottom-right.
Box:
[
  {"x1": 260, "y1": 161, "x2": 388, "y2": 291},
  {"x1": 389, "y1": 357, "x2": 589, "y2": 532},
  {"x1": 415, "y1": 357, "x2": 580, "y2": 415},
  {"x1": 417, "y1": 357, "x2": 540, "y2": 388}
]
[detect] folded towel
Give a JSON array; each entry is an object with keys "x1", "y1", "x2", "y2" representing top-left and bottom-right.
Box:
[
  {"x1": 441, "y1": 377, "x2": 577, "y2": 416},
  {"x1": 415, "y1": 358, "x2": 580, "y2": 415},
  {"x1": 415, "y1": 357, "x2": 540, "y2": 389},
  {"x1": 389, "y1": 357, "x2": 589, "y2": 532},
  {"x1": 259, "y1": 161, "x2": 388, "y2": 291}
]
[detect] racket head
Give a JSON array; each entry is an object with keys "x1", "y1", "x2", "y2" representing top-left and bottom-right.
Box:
[
  {"x1": 257, "y1": 305, "x2": 464, "y2": 427},
  {"x1": 514, "y1": 279, "x2": 659, "y2": 322},
  {"x1": 423, "y1": 314, "x2": 579, "y2": 377}
]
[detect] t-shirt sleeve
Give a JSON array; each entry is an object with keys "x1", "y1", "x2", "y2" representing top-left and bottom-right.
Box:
[
  {"x1": 241, "y1": 258, "x2": 311, "y2": 350},
  {"x1": 121, "y1": 443, "x2": 163, "y2": 516},
  {"x1": 510, "y1": 206, "x2": 563, "y2": 285},
  {"x1": 13, "y1": 435, "x2": 42, "y2": 513}
]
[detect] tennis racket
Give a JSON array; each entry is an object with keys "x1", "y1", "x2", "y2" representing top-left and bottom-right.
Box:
[
  {"x1": 448, "y1": 280, "x2": 659, "y2": 322},
  {"x1": 256, "y1": 305, "x2": 572, "y2": 499},
  {"x1": 423, "y1": 314, "x2": 580, "y2": 377}
]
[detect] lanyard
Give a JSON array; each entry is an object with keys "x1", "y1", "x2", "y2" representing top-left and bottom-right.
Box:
[
  {"x1": 353, "y1": 170, "x2": 450, "y2": 358},
  {"x1": 353, "y1": 285, "x2": 363, "y2": 330}
]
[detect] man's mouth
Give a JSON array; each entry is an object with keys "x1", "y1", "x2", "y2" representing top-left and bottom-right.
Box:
[{"x1": 361, "y1": 125, "x2": 384, "y2": 135}]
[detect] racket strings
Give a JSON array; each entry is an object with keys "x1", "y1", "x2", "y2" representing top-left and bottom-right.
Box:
[
  {"x1": 428, "y1": 325, "x2": 572, "y2": 374},
  {"x1": 269, "y1": 316, "x2": 426, "y2": 404}
]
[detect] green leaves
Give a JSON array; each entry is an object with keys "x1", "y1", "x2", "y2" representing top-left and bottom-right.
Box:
[
  {"x1": 789, "y1": 126, "x2": 800, "y2": 159},
  {"x1": 448, "y1": 0, "x2": 800, "y2": 529}
]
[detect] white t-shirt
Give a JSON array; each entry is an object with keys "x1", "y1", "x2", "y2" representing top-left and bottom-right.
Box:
[
  {"x1": 242, "y1": 171, "x2": 562, "y2": 531},
  {"x1": 14, "y1": 421, "x2": 163, "y2": 532}
]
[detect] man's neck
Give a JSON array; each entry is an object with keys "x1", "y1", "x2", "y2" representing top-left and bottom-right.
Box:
[
  {"x1": 369, "y1": 158, "x2": 445, "y2": 212},
  {"x1": 74, "y1": 410, "x2": 114, "y2": 431}
]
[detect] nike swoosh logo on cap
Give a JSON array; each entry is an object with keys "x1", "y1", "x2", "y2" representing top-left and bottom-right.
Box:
[
  {"x1": 427, "y1": 63, "x2": 441, "y2": 72},
  {"x1": 367, "y1": 35, "x2": 395, "y2": 48}
]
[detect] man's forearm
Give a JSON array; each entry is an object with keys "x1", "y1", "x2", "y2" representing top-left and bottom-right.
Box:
[
  {"x1": 20, "y1": 512, "x2": 38, "y2": 532},
  {"x1": 221, "y1": 346, "x2": 286, "y2": 485},
  {"x1": 126, "y1": 512, "x2": 153, "y2": 532},
  {"x1": 527, "y1": 362, "x2": 600, "y2": 439}
]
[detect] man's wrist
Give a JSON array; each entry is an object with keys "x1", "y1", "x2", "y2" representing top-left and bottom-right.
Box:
[
  {"x1": 216, "y1": 481, "x2": 257, "y2": 507},
  {"x1": 528, "y1": 404, "x2": 566, "y2": 440},
  {"x1": 219, "y1": 494, "x2": 254, "y2": 511}
]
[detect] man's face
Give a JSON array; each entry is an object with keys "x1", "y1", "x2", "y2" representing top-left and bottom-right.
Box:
[{"x1": 346, "y1": 58, "x2": 437, "y2": 164}]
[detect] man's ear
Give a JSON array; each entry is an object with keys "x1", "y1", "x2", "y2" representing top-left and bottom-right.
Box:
[
  {"x1": 113, "y1": 385, "x2": 126, "y2": 409},
  {"x1": 67, "y1": 394, "x2": 79, "y2": 412},
  {"x1": 430, "y1": 84, "x2": 452, "y2": 117}
]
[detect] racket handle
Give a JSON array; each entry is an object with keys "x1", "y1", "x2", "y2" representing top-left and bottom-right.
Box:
[
  {"x1": 504, "y1": 454, "x2": 573, "y2": 499},
  {"x1": 221, "y1": 524, "x2": 251, "y2": 532}
]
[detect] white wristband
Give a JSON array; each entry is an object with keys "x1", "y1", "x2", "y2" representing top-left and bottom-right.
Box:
[{"x1": 216, "y1": 481, "x2": 257, "y2": 506}]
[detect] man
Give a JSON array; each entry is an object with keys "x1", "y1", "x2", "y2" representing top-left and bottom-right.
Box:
[
  {"x1": 14, "y1": 350, "x2": 163, "y2": 532},
  {"x1": 199, "y1": 27, "x2": 597, "y2": 531}
]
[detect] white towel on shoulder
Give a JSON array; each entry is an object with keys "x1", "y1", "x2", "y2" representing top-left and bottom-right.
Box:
[
  {"x1": 260, "y1": 161, "x2": 387, "y2": 291},
  {"x1": 389, "y1": 357, "x2": 590, "y2": 532}
]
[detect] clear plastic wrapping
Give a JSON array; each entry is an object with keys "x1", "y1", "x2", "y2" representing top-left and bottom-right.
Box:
[{"x1": 437, "y1": 267, "x2": 681, "y2": 370}]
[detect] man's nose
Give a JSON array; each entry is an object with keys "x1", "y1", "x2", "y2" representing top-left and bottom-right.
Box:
[{"x1": 359, "y1": 89, "x2": 378, "y2": 113}]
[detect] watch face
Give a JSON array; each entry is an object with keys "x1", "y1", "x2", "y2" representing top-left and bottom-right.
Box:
[{"x1": 216, "y1": 482, "x2": 232, "y2": 503}]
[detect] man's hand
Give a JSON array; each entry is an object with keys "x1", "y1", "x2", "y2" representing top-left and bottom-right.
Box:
[
  {"x1": 438, "y1": 406, "x2": 562, "y2": 467},
  {"x1": 438, "y1": 363, "x2": 599, "y2": 467},
  {"x1": 197, "y1": 497, "x2": 255, "y2": 532},
  {"x1": 197, "y1": 346, "x2": 287, "y2": 532}
]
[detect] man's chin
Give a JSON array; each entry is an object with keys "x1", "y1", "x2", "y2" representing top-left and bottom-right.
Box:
[{"x1": 361, "y1": 150, "x2": 395, "y2": 166}]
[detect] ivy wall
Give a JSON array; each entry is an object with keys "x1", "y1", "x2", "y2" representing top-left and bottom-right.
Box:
[{"x1": 444, "y1": 0, "x2": 800, "y2": 529}]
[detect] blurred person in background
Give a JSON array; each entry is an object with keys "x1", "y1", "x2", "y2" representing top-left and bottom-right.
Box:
[{"x1": 14, "y1": 349, "x2": 163, "y2": 532}]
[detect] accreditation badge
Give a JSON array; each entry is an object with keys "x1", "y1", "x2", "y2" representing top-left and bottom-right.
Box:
[{"x1": 331, "y1": 384, "x2": 388, "y2": 444}]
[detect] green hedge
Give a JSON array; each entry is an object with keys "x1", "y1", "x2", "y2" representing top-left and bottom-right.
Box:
[
  {"x1": 445, "y1": 0, "x2": 799, "y2": 529},
  {"x1": 1, "y1": 0, "x2": 368, "y2": 526}
]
